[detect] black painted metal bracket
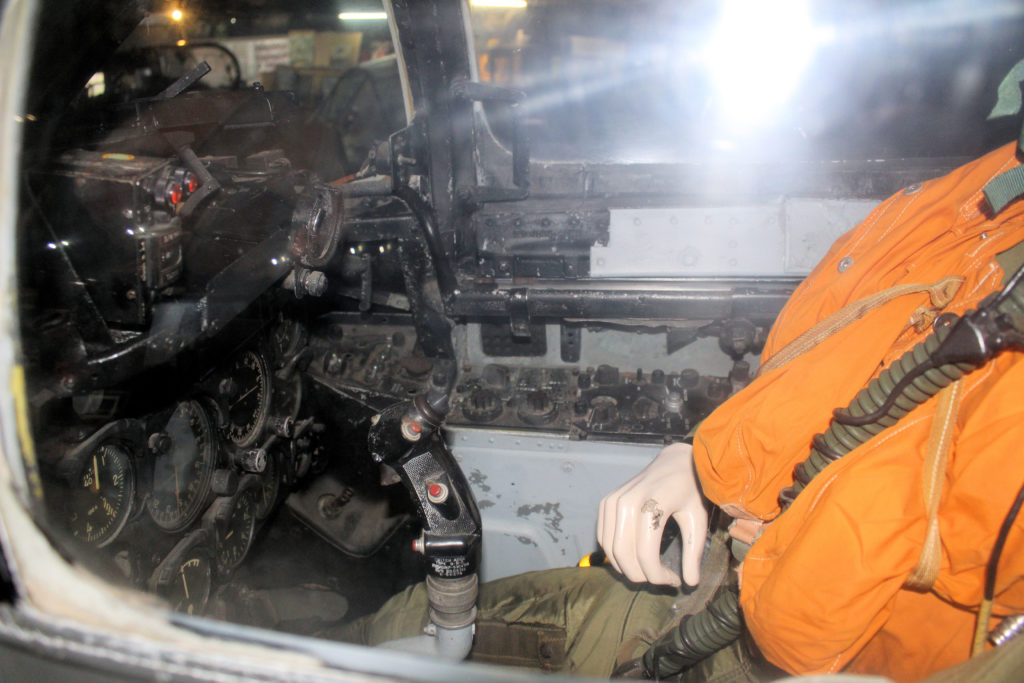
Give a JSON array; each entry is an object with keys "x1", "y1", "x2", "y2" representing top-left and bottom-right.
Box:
[{"x1": 451, "y1": 80, "x2": 530, "y2": 203}]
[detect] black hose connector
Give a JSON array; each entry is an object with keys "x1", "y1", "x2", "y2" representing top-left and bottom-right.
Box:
[{"x1": 642, "y1": 585, "x2": 743, "y2": 679}]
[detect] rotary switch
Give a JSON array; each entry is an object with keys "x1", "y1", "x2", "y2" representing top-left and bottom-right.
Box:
[
  {"x1": 463, "y1": 388, "x2": 503, "y2": 423},
  {"x1": 589, "y1": 395, "x2": 620, "y2": 430},
  {"x1": 517, "y1": 389, "x2": 557, "y2": 426}
]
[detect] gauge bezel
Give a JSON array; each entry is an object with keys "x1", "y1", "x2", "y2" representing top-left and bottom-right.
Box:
[
  {"x1": 289, "y1": 184, "x2": 343, "y2": 268},
  {"x1": 148, "y1": 528, "x2": 214, "y2": 616},
  {"x1": 146, "y1": 399, "x2": 218, "y2": 533},
  {"x1": 66, "y1": 443, "x2": 137, "y2": 547},
  {"x1": 203, "y1": 474, "x2": 260, "y2": 578},
  {"x1": 225, "y1": 349, "x2": 272, "y2": 448},
  {"x1": 57, "y1": 419, "x2": 145, "y2": 548}
]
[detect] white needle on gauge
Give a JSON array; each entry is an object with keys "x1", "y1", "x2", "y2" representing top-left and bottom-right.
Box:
[
  {"x1": 230, "y1": 385, "x2": 258, "y2": 408},
  {"x1": 91, "y1": 455, "x2": 100, "y2": 493},
  {"x1": 180, "y1": 570, "x2": 190, "y2": 600}
]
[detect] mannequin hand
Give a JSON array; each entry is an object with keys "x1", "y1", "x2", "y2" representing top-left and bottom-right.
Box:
[{"x1": 597, "y1": 442, "x2": 708, "y2": 587}]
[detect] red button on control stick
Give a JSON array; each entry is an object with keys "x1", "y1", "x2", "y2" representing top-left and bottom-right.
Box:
[{"x1": 427, "y1": 481, "x2": 448, "y2": 503}]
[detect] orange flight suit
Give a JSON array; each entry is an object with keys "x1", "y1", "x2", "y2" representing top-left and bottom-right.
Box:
[{"x1": 694, "y1": 141, "x2": 1024, "y2": 681}]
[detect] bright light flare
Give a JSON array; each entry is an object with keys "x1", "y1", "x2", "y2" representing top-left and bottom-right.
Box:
[
  {"x1": 704, "y1": 0, "x2": 833, "y2": 128},
  {"x1": 471, "y1": 0, "x2": 528, "y2": 8},
  {"x1": 338, "y1": 12, "x2": 388, "y2": 21},
  {"x1": 170, "y1": 8, "x2": 183, "y2": 22}
]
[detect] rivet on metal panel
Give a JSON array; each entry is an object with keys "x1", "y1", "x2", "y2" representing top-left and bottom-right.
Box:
[
  {"x1": 838, "y1": 256, "x2": 854, "y2": 273},
  {"x1": 980, "y1": 232, "x2": 988, "y2": 240},
  {"x1": 904, "y1": 182, "x2": 922, "y2": 195}
]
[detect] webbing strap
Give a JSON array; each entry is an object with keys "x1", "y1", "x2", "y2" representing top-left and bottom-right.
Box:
[
  {"x1": 905, "y1": 380, "x2": 962, "y2": 591},
  {"x1": 984, "y1": 165, "x2": 1024, "y2": 216},
  {"x1": 758, "y1": 276, "x2": 964, "y2": 376},
  {"x1": 984, "y1": 57, "x2": 1024, "y2": 215}
]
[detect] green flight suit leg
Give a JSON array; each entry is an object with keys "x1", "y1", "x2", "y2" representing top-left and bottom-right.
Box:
[{"x1": 330, "y1": 564, "x2": 775, "y2": 681}]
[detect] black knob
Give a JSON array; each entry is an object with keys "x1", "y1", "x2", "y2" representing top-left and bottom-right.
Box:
[
  {"x1": 729, "y1": 361, "x2": 751, "y2": 383},
  {"x1": 595, "y1": 365, "x2": 620, "y2": 386},
  {"x1": 517, "y1": 390, "x2": 557, "y2": 425},
  {"x1": 463, "y1": 388, "x2": 503, "y2": 423}
]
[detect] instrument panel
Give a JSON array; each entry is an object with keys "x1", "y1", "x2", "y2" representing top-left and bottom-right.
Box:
[{"x1": 38, "y1": 321, "x2": 315, "y2": 617}]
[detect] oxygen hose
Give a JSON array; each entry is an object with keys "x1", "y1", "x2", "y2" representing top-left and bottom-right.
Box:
[
  {"x1": 784, "y1": 259, "x2": 1024, "y2": 503},
  {"x1": 638, "y1": 262, "x2": 1024, "y2": 679},
  {"x1": 642, "y1": 585, "x2": 742, "y2": 678}
]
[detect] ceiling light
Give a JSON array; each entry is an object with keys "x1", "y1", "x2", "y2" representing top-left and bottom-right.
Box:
[
  {"x1": 338, "y1": 11, "x2": 388, "y2": 21},
  {"x1": 170, "y1": 8, "x2": 183, "y2": 21},
  {"x1": 471, "y1": 0, "x2": 528, "y2": 7}
]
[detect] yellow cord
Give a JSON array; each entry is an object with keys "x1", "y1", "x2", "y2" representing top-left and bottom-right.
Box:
[{"x1": 972, "y1": 598, "x2": 994, "y2": 657}]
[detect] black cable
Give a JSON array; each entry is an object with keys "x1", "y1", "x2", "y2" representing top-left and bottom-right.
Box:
[
  {"x1": 985, "y1": 480, "x2": 1024, "y2": 603},
  {"x1": 393, "y1": 185, "x2": 459, "y2": 301}
]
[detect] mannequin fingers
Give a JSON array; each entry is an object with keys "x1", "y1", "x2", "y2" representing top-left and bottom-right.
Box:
[
  {"x1": 636, "y1": 519, "x2": 680, "y2": 587},
  {"x1": 674, "y1": 505, "x2": 709, "y2": 587},
  {"x1": 598, "y1": 492, "x2": 618, "y2": 561},
  {"x1": 609, "y1": 500, "x2": 646, "y2": 582}
]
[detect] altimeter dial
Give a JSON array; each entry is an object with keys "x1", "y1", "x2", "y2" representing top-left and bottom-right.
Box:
[{"x1": 66, "y1": 444, "x2": 135, "y2": 547}]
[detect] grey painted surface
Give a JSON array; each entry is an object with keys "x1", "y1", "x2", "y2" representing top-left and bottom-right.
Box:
[
  {"x1": 463, "y1": 323, "x2": 754, "y2": 377},
  {"x1": 448, "y1": 427, "x2": 661, "y2": 582},
  {"x1": 591, "y1": 199, "x2": 877, "y2": 277}
]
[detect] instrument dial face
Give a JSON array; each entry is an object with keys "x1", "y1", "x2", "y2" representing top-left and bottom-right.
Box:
[
  {"x1": 210, "y1": 483, "x2": 258, "y2": 577},
  {"x1": 168, "y1": 555, "x2": 213, "y2": 615},
  {"x1": 150, "y1": 531, "x2": 213, "y2": 616},
  {"x1": 67, "y1": 444, "x2": 135, "y2": 547},
  {"x1": 226, "y1": 350, "x2": 271, "y2": 447},
  {"x1": 147, "y1": 400, "x2": 217, "y2": 532}
]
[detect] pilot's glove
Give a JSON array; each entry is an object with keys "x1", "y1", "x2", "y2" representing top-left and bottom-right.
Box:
[{"x1": 597, "y1": 442, "x2": 708, "y2": 587}]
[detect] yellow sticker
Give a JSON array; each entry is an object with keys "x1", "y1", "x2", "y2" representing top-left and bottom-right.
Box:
[
  {"x1": 11, "y1": 364, "x2": 43, "y2": 502},
  {"x1": 101, "y1": 153, "x2": 135, "y2": 161}
]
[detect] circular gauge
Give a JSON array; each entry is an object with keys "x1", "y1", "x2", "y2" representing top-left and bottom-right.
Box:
[
  {"x1": 66, "y1": 443, "x2": 136, "y2": 547},
  {"x1": 226, "y1": 350, "x2": 272, "y2": 447},
  {"x1": 270, "y1": 316, "x2": 307, "y2": 368},
  {"x1": 149, "y1": 529, "x2": 213, "y2": 616},
  {"x1": 254, "y1": 450, "x2": 281, "y2": 520},
  {"x1": 147, "y1": 400, "x2": 218, "y2": 533},
  {"x1": 205, "y1": 476, "x2": 259, "y2": 577}
]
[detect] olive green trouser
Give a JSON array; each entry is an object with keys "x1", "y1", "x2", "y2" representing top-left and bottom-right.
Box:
[{"x1": 328, "y1": 566, "x2": 775, "y2": 681}]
